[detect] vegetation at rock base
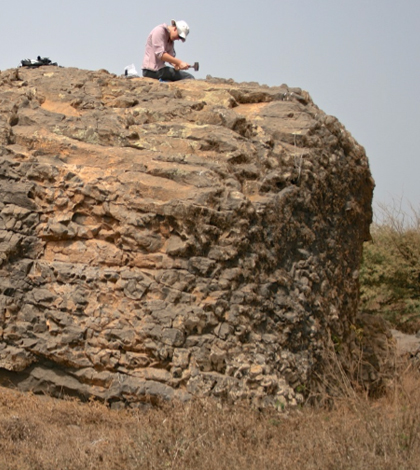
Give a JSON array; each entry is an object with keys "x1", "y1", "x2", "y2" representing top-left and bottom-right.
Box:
[
  {"x1": 360, "y1": 203, "x2": 420, "y2": 333},
  {"x1": 0, "y1": 360, "x2": 419, "y2": 470}
]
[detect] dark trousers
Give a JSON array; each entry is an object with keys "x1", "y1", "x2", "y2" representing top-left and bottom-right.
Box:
[{"x1": 142, "y1": 67, "x2": 195, "y2": 81}]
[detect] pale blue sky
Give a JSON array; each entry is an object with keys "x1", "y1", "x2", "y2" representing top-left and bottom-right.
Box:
[{"x1": 1, "y1": 0, "x2": 419, "y2": 217}]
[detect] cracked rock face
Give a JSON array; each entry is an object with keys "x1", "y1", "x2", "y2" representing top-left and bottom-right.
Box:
[{"x1": 0, "y1": 67, "x2": 374, "y2": 407}]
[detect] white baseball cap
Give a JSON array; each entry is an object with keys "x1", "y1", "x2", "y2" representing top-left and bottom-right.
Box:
[{"x1": 171, "y1": 19, "x2": 190, "y2": 41}]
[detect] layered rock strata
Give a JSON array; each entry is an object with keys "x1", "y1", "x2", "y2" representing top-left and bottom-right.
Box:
[{"x1": 0, "y1": 66, "x2": 375, "y2": 407}]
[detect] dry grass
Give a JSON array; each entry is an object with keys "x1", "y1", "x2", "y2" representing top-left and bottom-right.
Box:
[{"x1": 1, "y1": 362, "x2": 420, "y2": 470}]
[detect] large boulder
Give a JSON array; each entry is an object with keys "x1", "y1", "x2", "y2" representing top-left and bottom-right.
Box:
[{"x1": 0, "y1": 66, "x2": 381, "y2": 407}]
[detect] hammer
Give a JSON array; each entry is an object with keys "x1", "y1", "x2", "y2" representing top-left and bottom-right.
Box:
[{"x1": 189, "y1": 62, "x2": 199, "y2": 72}]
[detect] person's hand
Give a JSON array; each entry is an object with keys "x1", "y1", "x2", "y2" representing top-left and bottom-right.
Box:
[{"x1": 175, "y1": 61, "x2": 189, "y2": 71}]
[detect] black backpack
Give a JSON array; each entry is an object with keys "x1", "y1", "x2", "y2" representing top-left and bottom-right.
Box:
[{"x1": 21, "y1": 56, "x2": 58, "y2": 67}]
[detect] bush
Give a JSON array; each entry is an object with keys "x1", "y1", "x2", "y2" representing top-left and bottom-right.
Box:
[{"x1": 360, "y1": 202, "x2": 420, "y2": 333}]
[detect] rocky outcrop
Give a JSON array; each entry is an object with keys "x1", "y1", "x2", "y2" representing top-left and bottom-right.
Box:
[{"x1": 0, "y1": 66, "x2": 379, "y2": 407}]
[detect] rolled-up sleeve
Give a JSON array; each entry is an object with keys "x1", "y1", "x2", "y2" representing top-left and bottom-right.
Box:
[
  {"x1": 151, "y1": 27, "x2": 167, "y2": 60},
  {"x1": 142, "y1": 24, "x2": 175, "y2": 71}
]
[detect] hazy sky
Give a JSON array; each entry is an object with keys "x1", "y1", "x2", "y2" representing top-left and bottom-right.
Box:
[{"x1": 1, "y1": 0, "x2": 419, "y2": 218}]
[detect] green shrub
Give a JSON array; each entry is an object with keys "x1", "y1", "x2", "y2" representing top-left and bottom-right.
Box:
[{"x1": 360, "y1": 203, "x2": 420, "y2": 333}]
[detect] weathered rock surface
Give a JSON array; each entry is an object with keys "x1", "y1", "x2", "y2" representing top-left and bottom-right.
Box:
[{"x1": 0, "y1": 66, "x2": 382, "y2": 407}]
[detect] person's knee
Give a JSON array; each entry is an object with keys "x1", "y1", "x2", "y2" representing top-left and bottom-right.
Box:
[
  {"x1": 156, "y1": 68, "x2": 195, "y2": 82},
  {"x1": 180, "y1": 71, "x2": 195, "y2": 80}
]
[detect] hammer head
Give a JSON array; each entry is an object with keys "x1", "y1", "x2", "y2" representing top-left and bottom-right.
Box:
[{"x1": 191, "y1": 62, "x2": 199, "y2": 72}]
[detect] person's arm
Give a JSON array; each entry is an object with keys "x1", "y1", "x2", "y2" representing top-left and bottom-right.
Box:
[{"x1": 161, "y1": 52, "x2": 189, "y2": 70}]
